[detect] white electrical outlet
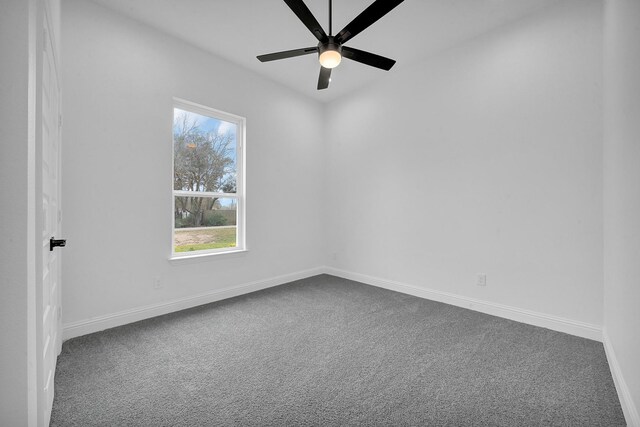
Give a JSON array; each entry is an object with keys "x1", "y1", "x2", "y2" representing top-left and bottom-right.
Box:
[
  {"x1": 477, "y1": 274, "x2": 487, "y2": 286},
  {"x1": 153, "y1": 277, "x2": 162, "y2": 290}
]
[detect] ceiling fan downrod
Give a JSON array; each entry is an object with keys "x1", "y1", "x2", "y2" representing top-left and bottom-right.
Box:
[{"x1": 329, "y1": 0, "x2": 332, "y2": 35}]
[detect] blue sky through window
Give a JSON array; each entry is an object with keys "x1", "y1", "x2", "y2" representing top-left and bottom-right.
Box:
[{"x1": 174, "y1": 108, "x2": 237, "y2": 164}]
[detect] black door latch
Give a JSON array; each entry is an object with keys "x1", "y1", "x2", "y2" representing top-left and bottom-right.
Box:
[{"x1": 50, "y1": 237, "x2": 66, "y2": 251}]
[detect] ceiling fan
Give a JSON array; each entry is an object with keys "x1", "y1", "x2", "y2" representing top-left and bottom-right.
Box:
[{"x1": 257, "y1": 0, "x2": 404, "y2": 90}]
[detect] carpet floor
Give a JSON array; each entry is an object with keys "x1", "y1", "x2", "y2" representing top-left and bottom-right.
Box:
[{"x1": 51, "y1": 274, "x2": 625, "y2": 426}]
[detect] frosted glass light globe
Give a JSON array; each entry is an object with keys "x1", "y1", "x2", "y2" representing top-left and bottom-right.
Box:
[{"x1": 319, "y1": 50, "x2": 342, "y2": 68}]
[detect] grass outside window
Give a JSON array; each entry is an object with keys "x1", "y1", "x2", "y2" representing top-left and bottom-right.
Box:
[{"x1": 174, "y1": 226, "x2": 237, "y2": 252}]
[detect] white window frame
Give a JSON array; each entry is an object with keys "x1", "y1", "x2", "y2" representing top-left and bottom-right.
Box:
[{"x1": 170, "y1": 97, "x2": 246, "y2": 259}]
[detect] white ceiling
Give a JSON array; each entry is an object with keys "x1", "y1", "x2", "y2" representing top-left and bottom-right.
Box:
[{"x1": 89, "y1": 0, "x2": 560, "y2": 102}]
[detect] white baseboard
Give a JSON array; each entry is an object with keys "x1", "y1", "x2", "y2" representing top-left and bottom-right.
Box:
[
  {"x1": 323, "y1": 267, "x2": 603, "y2": 341},
  {"x1": 603, "y1": 328, "x2": 640, "y2": 427},
  {"x1": 62, "y1": 266, "x2": 324, "y2": 340},
  {"x1": 64, "y1": 266, "x2": 604, "y2": 343}
]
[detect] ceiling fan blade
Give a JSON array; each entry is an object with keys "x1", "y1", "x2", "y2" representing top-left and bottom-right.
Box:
[
  {"x1": 317, "y1": 66, "x2": 331, "y2": 90},
  {"x1": 283, "y1": 0, "x2": 328, "y2": 43},
  {"x1": 342, "y1": 46, "x2": 396, "y2": 71},
  {"x1": 335, "y1": 0, "x2": 404, "y2": 45},
  {"x1": 257, "y1": 47, "x2": 318, "y2": 62}
]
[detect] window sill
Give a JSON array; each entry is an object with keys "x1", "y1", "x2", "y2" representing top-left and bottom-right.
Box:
[{"x1": 168, "y1": 249, "x2": 248, "y2": 264}]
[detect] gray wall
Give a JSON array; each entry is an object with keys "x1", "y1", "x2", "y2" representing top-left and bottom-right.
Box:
[
  {"x1": 604, "y1": 0, "x2": 640, "y2": 423},
  {"x1": 325, "y1": 0, "x2": 604, "y2": 326},
  {"x1": 61, "y1": 0, "x2": 325, "y2": 326}
]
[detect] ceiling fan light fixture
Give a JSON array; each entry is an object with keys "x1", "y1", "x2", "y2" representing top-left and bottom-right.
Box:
[
  {"x1": 318, "y1": 37, "x2": 342, "y2": 69},
  {"x1": 319, "y1": 49, "x2": 341, "y2": 68}
]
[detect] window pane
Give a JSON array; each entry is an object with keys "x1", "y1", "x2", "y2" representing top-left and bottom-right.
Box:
[
  {"x1": 174, "y1": 196, "x2": 237, "y2": 253},
  {"x1": 173, "y1": 108, "x2": 237, "y2": 193}
]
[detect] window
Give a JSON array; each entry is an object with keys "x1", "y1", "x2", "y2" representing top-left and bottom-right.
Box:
[{"x1": 172, "y1": 98, "x2": 245, "y2": 257}]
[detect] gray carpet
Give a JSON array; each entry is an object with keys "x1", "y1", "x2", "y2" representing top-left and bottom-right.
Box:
[{"x1": 51, "y1": 274, "x2": 625, "y2": 426}]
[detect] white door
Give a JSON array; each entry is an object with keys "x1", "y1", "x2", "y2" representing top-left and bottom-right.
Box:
[{"x1": 39, "y1": 7, "x2": 63, "y2": 425}]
